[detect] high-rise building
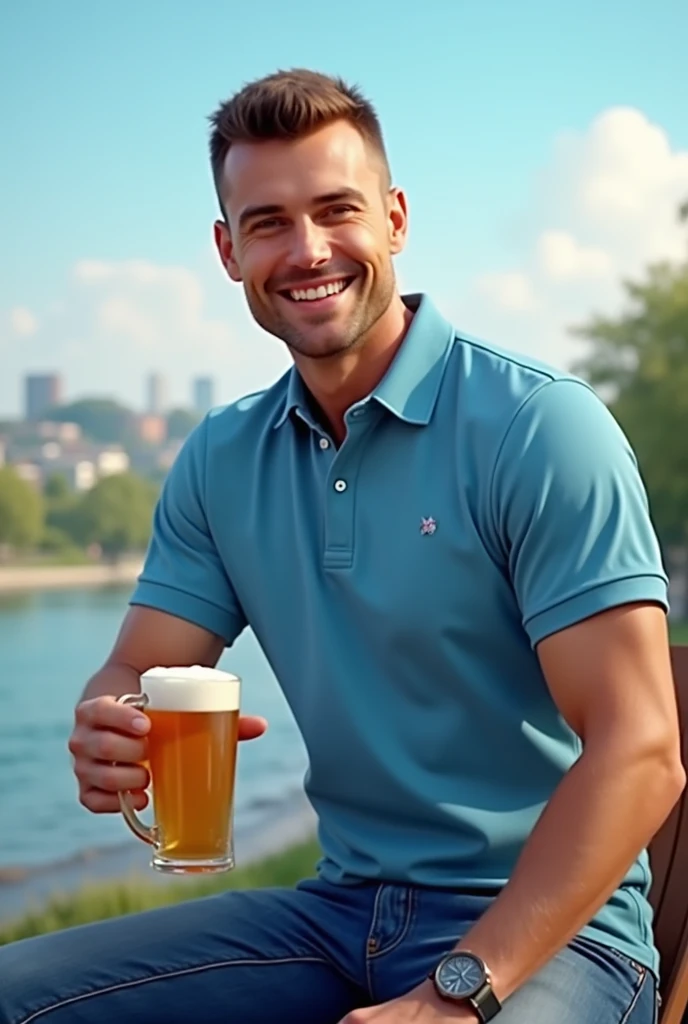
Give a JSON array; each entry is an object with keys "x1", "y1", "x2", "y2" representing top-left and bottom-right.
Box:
[
  {"x1": 146, "y1": 372, "x2": 167, "y2": 416},
  {"x1": 192, "y1": 376, "x2": 215, "y2": 416},
  {"x1": 25, "y1": 374, "x2": 62, "y2": 421}
]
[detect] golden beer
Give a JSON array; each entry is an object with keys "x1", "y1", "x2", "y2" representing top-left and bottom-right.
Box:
[{"x1": 117, "y1": 666, "x2": 241, "y2": 874}]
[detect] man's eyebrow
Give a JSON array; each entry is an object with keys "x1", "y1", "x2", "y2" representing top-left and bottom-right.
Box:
[
  {"x1": 313, "y1": 188, "x2": 368, "y2": 207},
  {"x1": 238, "y1": 189, "x2": 368, "y2": 230},
  {"x1": 239, "y1": 204, "x2": 284, "y2": 229}
]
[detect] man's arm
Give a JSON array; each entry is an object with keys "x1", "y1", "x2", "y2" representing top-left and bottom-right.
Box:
[
  {"x1": 79, "y1": 605, "x2": 226, "y2": 703},
  {"x1": 452, "y1": 377, "x2": 684, "y2": 1003},
  {"x1": 452, "y1": 600, "x2": 684, "y2": 1002},
  {"x1": 70, "y1": 605, "x2": 265, "y2": 816}
]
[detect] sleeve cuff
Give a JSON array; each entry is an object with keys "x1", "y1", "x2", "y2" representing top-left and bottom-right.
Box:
[
  {"x1": 130, "y1": 579, "x2": 243, "y2": 646},
  {"x1": 524, "y1": 574, "x2": 669, "y2": 648}
]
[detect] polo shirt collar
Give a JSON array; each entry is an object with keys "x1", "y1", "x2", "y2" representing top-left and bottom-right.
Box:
[{"x1": 274, "y1": 293, "x2": 455, "y2": 429}]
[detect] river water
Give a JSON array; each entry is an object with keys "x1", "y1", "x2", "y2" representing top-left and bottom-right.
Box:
[{"x1": 0, "y1": 585, "x2": 309, "y2": 874}]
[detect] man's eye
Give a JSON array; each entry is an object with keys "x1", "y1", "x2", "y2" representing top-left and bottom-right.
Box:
[
  {"x1": 253, "y1": 218, "x2": 282, "y2": 231},
  {"x1": 326, "y1": 205, "x2": 355, "y2": 217}
]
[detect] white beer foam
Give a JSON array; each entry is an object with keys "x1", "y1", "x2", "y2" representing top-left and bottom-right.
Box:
[{"x1": 141, "y1": 665, "x2": 240, "y2": 712}]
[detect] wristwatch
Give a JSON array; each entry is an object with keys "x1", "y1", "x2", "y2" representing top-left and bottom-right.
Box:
[{"x1": 429, "y1": 951, "x2": 502, "y2": 1021}]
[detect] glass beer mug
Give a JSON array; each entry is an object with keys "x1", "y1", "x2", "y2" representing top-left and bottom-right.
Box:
[{"x1": 116, "y1": 666, "x2": 241, "y2": 874}]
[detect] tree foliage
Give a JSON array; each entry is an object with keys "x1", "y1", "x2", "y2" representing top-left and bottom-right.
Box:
[
  {"x1": 74, "y1": 472, "x2": 158, "y2": 559},
  {"x1": 47, "y1": 398, "x2": 136, "y2": 445},
  {"x1": 166, "y1": 408, "x2": 201, "y2": 441},
  {"x1": 572, "y1": 216, "x2": 688, "y2": 551},
  {"x1": 0, "y1": 467, "x2": 44, "y2": 550}
]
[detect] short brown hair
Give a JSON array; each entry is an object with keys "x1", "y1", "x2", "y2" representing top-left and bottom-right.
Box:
[{"x1": 208, "y1": 69, "x2": 390, "y2": 212}]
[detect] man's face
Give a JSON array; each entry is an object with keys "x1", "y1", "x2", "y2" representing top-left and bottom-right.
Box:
[{"x1": 214, "y1": 120, "x2": 408, "y2": 360}]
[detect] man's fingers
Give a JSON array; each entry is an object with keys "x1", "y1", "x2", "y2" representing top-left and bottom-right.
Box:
[
  {"x1": 77, "y1": 761, "x2": 150, "y2": 794},
  {"x1": 80, "y1": 787, "x2": 149, "y2": 814},
  {"x1": 76, "y1": 695, "x2": 150, "y2": 736},
  {"x1": 238, "y1": 715, "x2": 268, "y2": 741}
]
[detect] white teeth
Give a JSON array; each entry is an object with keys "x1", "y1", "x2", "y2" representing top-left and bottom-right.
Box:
[{"x1": 289, "y1": 279, "x2": 348, "y2": 302}]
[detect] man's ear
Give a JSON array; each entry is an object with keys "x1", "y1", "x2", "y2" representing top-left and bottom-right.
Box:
[
  {"x1": 213, "y1": 220, "x2": 242, "y2": 282},
  {"x1": 387, "y1": 187, "x2": 409, "y2": 256}
]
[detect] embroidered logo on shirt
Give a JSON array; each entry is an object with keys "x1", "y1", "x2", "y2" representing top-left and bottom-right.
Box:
[{"x1": 420, "y1": 517, "x2": 437, "y2": 535}]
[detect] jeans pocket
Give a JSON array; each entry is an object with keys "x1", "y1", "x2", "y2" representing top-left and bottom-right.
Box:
[
  {"x1": 606, "y1": 947, "x2": 647, "y2": 982},
  {"x1": 606, "y1": 950, "x2": 660, "y2": 1024}
]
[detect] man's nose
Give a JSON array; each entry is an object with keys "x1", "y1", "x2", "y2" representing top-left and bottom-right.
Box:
[{"x1": 288, "y1": 219, "x2": 332, "y2": 268}]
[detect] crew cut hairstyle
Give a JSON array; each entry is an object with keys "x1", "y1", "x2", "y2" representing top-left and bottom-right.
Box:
[{"x1": 208, "y1": 68, "x2": 391, "y2": 216}]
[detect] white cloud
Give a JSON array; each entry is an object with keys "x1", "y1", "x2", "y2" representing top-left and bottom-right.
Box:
[
  {"x1": 536, "y1": 231, "x2": 612, "y2": 281},
  {"x1": 9, "y1": 307, "x2": 39, "y2": 336},
  {"x1": 447, "y1": 107, "x2": 688, "y2": 370},
  {"x1": 72, "y1": 260, "x2": 229, "y2": 357},
  {"x1": 1, "y1": 259, "x2": 291, "y2": 413},
  {"x1": 475, "y1": 272, "x2": 538, "y2": 312}
]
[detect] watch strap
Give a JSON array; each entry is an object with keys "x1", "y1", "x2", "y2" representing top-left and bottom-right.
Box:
[{"x1": 471, "y1": 981, "x2": 502, "y2": 1022}]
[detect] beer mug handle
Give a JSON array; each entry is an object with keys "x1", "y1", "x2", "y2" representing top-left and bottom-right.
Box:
[{"x1": 115, "y1": 693, "x2": 158, "y2": 848}]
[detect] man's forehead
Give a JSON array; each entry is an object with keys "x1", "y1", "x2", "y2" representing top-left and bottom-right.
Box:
[{"x1": 220, "y1": 123, "x2": 381, "y2": 210}]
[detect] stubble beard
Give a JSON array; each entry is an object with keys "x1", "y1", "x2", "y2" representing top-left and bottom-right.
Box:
[{"x1": 246, "y1": 265, "x2": 397, "y2": 361}]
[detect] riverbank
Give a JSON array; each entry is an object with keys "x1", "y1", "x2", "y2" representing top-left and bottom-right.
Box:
[
  {"x1": 0, "y1": 558, "x2": 143, "y2": 592},
  {"x1": 0, "y1": 791, "x2": 317, "y2": 925}
]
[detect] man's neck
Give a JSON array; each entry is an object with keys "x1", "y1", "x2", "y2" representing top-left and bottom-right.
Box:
[{"x1": 294, "y1": 294, "x2": 413, "y2": 445}]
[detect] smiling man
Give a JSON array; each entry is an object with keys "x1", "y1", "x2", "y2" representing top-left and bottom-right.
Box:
[{"x1": 0, "y1": 69, "x2": 683, "y2": 1024}]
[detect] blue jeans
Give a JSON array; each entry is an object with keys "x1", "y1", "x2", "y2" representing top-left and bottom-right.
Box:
[{"x1": 0, "y1": 877, "x2": 658, "y2": 1023}]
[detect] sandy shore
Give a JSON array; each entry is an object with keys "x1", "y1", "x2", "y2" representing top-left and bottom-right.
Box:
[
  {"x1": 0, "y1": 793, "x2": 318, "y2": 924},
  {"x1": 0, "y1": 559, "x2": 143, "y2": 593}
]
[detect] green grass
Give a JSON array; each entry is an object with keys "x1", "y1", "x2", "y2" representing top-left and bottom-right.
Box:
[
  {"x1": 0, "y1": 838, "x2": 320, "y2": 946},
  {"x1": 670, "y1": 621, "x2": 688, "y2": 644}
]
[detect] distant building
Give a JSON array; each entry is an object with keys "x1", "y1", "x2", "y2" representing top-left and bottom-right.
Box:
[
  {"x1": 52, "y1": 460, "x2": 97, "y2": 492},
  {"x1": 36, "y1": 421, "x2": 82, "y2": 443},
  {"x1": 192, "y1": 376, "x2": 215, "y2": 416},
  {"x1": 25, "y1": 374, "x2": 62, "y2": 421},
  {"x1": 137, "y1": 414, "x2": 167, "y2": 446},
  {"x1": 96, "y1": 448, "x2": 130, "y2": 477},
  {"x1": 12, "y1": 461, "x2": 43, "y2": 488},
  {"x1": 146, "y1": 373, "x2": 167, "y2": 416},
  {"x1": 157, "y1": 440, "x2": 184, "y2": 472}
]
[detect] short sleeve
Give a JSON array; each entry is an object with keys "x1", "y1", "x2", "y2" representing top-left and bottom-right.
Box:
[
  {"x1": 491, "y1": 379, "x2": 668, "y2": 648},
  {"x1": 130, "y1": 418, "x2": 247, "y2": 645}
]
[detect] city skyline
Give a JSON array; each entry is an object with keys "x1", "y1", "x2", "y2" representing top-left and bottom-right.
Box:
[
  {"x1": 8, "y1": 372, "x2": 218, "y2": 422},
  {"x1": 1, "y1": 1, "x2": 687, "y2": 418}
]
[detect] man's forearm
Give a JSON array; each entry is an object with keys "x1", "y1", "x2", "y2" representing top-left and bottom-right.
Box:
[
  {"x1": 454, "y1": 740, "x2": 684, "y2": 1004},
  {"x1": 80, "y1": 663, "x2": 142, "y2": 703}
]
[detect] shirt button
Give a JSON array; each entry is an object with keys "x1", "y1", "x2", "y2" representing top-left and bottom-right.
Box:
[
  {"x1": 319, "y1": 437, "x2": 330, "y2": 450},
  {"x1": 334, "y1": 479, "x2": 347, "y2": 493}
]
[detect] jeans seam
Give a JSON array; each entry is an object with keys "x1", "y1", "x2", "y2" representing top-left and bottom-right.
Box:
[
  {"x1": 17, "y1": 956, "x2": 332, "y2": 1024},
  {"x1": 364, "y1": 886, "x2": 384, "y2": 993},
  {"x1": 369, "y1": 888, "x2": 417, "y2": 959},
  {"x1": 606, "y1": 946, "x2": 645, "y2": 979},
  {"x1": 618, "y1": 964, "x2": 648, "y2": 1024}
]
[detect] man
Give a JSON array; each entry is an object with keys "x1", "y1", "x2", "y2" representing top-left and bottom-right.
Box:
[{"x1": 0, "y1": 69, "x2": 683, "y2": 1024}]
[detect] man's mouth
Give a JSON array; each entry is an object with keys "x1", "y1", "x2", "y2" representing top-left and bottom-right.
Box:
[{"x1": 278, "y1": 276, "x2": 355, "y2": 303}]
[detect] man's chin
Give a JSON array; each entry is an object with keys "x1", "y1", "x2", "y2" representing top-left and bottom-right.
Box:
[{"x1": 287, "y1": 333, "x2": 355, "y2": 361}]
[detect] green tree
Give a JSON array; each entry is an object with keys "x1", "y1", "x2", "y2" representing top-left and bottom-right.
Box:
[
  {"x1": 0, "y1": 467, "x2": 44, "y2": 550},
  {"x1": 572, "y1": 259, "x2": 688, "y2": 552},
  {"x1": 166, "y1": 408, "x2": 200, "y2": 441},
  {"x1": 75, "y1": 472, "x2": 157, "y2": 560},
  {"x1": 43, "y1": 472, "x2": 71, "y2": 503},
  {"x1": 46, "y1": 398, "x2": 136, "y2": 445},
  {"x1": 41, "y1": 472, "x2": 83, "y2": 555},
  {"x1": 572, "y1": 201, "x2": 688, "y2": 605}
]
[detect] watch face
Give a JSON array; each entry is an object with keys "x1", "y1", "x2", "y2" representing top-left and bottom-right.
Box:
[{"x1": 436, "y1": 953, "x2": 485, "y2": 999}]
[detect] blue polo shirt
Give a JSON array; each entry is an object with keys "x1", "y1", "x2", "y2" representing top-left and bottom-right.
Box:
[{"x1": 132, "y1": 294, "x2": 668, "y2": 973}]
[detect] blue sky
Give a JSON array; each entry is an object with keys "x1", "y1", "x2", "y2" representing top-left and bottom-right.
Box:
[{"x1": 1, "y1": 0, "x2": 687, "y2": 416}]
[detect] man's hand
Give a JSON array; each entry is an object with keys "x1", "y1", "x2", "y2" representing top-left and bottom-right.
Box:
[
  {"x1": 69, "y1": 695, "x2": 267, "y2": 814},
  {"x1": 339, "y1": 980, "x2": 476, "y2": 1023}
]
